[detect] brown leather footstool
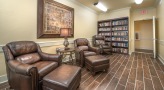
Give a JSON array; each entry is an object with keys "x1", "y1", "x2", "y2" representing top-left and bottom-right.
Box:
[
  {"x1": 85, "y1": 55, "x2": 109, "y2": 75},
  {"x1": 43, "y1": 64, "x2": 81, "y2": 90}
]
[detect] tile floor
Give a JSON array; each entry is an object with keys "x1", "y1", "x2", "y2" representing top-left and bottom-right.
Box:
[{"x1": 0, "y1": 52, "x2": 164, "y2": 90}]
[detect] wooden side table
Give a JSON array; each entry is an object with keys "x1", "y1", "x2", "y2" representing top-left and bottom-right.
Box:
[{"x1": 56, "y1": 47, "x2": 75, "y2": 64}]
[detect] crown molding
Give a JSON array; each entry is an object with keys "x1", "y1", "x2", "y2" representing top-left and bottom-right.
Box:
[
  {"x1": 100, "y1": 7, "x2": 131, "y2": 14},
  {"x1": 67, "y1": 0, "x2": 98, "y2": 15}
]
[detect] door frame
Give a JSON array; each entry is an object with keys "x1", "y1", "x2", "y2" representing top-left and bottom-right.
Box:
[{"x1": 134, "y1": 19, "x2": 153, "y2": 53}]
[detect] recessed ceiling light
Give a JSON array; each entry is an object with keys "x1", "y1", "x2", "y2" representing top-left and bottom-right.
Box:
[
  {"x1": 135, "y1": 0, "x2": 143, "y2": 4},
  {"x1": 94, "y1": 2, "x2": 107, "y2": 12}
]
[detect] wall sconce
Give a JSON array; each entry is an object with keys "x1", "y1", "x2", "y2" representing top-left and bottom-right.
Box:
[
  {"x1": 60, "y1": 28, "x2": 71, "y2": 50},
  {"x1": 94, "y1": 2, "x2": 107, "y2": 12},
  {"x1": 135, "y1": 0, "x2": 143, "y2": 4}
]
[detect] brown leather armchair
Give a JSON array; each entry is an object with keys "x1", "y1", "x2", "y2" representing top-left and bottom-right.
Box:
[
  {"x1": 93, "y1": 35, "x2": 112, "y2": 54},
  {"x1": 2, "y1": 41, "x2": 62, "y2": 90},
  {"x1": 74, "y1": 38, "x2": 100, "y2": 67}
]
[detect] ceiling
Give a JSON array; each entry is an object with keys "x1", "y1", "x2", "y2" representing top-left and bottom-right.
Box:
[{"x1": 76, "y1": 0, "x2": 160, "y2": 13}]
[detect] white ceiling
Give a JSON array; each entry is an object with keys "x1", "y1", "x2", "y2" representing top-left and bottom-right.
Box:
[{"x1": 76, "y1": 0, "x2": 160, "y2": 13}]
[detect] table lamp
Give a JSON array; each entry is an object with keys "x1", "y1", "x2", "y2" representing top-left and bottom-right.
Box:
[{"x1": 60, "y1": 28, "x2": 71, "y2": 50}]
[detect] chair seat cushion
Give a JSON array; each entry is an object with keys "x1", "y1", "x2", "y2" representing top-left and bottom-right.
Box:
[
  {"x1": 32, "y1": 61, "x2": 58, "y2": 80},
  {"x1": 84, "y1": 51, "x2": 96, "y2": 57}
]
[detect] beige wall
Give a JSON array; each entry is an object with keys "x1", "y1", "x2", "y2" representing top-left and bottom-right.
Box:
[
  {"x1": 98, "y1": 7, "x2": 131, "y2": 53},
  {"x1": 0, "y1": 0, "x2": 98, "y2": 44},
  {"x1": 130, "y1": 7, "x2": 157, "y2": 52},
  {"x1": 157, "y1": 0, "x2": 164, "y2": 63},
  {"x1": 98, "y1": 7, "x2": 131, "y2": 21},
  {"x1": 0, "y1": 53, "x2": 6, "y2": 75},
  {"x1": 0, "y1": 0, "x2": 98, "y2": 76},
  {"x1": 134, "y1": 20, "x2": 153, "y2": 50},
  {"x1": 98, "y1": 7, "x2": 157, "y2": 54}
]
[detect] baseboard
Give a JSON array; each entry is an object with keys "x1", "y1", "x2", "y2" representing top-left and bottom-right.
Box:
[
  {"x1": 0, "y1": 75, "x2": 7, "y2": 84},
  {"x1": 157, "y1": 54, "x2": 164, "y2": 65}
]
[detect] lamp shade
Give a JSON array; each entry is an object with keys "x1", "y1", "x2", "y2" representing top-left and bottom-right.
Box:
[
  {"x1": 60, "y1": 28, "x2": 71, "y2": 37},
  {"x1": 135, "y1": 0, "x2": 143, "y2": 4}
]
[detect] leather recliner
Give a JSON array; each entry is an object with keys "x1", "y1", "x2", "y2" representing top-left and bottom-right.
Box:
[
  {"x1": 93, "y1": 35, "x2": 112, "y2": 54},
  {"x1": 2, "y1": 41, "x2": 62, "y2": 90},
  {"x1": 74, "y1": 38, "x2": 100, "y2": 67}
]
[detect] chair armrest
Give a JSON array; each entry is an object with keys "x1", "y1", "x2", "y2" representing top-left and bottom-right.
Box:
[
  {"x1": 39, "y1": 52, "x2": 62, "y2": 65},
  {"x1": 75, "y1": 48, "x2": 85, "y2": 67},
  {"x1": 75, "y1": 48, "x2": 83, "y2": 53},
  {"x1": 8, "y1": 60, "x2": 38, "y2": 76},
  {"x1": 89, "y1": 46, "x2": 100, "y2": 54},
  {"x1": 75, "y1": 48, "x2": 84, "y2": 59}
]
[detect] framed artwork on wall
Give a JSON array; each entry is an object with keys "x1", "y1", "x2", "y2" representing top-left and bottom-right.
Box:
[{"x1": 37, "y1": 0, "x2": 74, "y2": 38}]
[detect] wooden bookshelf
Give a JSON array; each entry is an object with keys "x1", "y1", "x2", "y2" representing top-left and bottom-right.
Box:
[
  {"x1": 97, "y1": 20, "x2": 112, "y2": 46},
  {"x1": 97, "y1": 17, "x2": 129, "y2": 54}
]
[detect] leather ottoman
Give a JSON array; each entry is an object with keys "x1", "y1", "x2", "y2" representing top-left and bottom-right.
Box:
[
  {"x1": 85, "y1": 55, "x2": 109, "y2": 75},
  {"x1": 43, "y1": 64, "x2": 81, "y2": 90}
]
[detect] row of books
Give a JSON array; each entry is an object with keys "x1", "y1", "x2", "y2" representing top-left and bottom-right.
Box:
[
  {"x1": 98, "y1": 32, "x2": 128, "y2": 36},
  {"x1": 98, "y1": 33, "x2": 111, "y2": 36},
  {"x1": 112, "y1": 42, "x2": 128, "y2": 47},
  {"x1": 105, "y1": 37, "x2": 111, "y2": 41},
  {"x1": 99, "y1": 22, "x2": 112, "y2": 27},
  {"x1": 106, "y1": 42, "x2": 111, "y2": 45},
  {"x1": 112, "y1": 26, "x2": 128, "y2": 31},
  {"x1": 112, "y1": 48, "x2": 128, "y2": 53},
  {"x1": 112, "y1": 20, "x2": 128, "y2": 26},
  {"x1": 99, "y1": 28, "x2": 111, "y2": 31},
  {"x1": 112, "y1": 32, "x2": 128, "y2": 36},
  {"x1": 112, "y1": 37, "x2": 128, "y2": 41}
]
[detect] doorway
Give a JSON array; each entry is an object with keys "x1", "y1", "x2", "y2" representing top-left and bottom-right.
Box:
[{"x1": 134, "y1": 19, "x2": 153, "y2": 54}]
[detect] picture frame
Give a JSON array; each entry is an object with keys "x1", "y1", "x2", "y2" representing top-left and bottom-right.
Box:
[{"x1": 37, "y1": 0, "x2": 74, "y2": 38}]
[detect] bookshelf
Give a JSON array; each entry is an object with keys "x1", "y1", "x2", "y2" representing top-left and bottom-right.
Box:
[
  {"x1": 97, "y1": 20, "x2": 112, "y2": 45},
  {"x1": 97, "y1": 17, "x2": 129, "y2": 54}
]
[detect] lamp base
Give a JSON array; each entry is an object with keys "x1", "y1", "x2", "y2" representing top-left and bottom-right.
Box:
[{"x1": 63, "y1": 37, "x2": 69, "y2": 50}]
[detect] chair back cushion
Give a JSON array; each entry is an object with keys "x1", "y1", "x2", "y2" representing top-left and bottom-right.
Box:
[
  {"x1": 75, "y1": 38, "x2": 89, "y2": 46},
  {"x1": 96, "y1": 40, "x2": 105, "y2": 45},
  {"x1": 7, "y1": 41, "x2": 38, "y2": 57},
  {"x1": 15, "y1": 53, "x2": 40, "y2": 64},
  {"x1": 95, "y1": 35, "x2": 105, "y2": 40}
]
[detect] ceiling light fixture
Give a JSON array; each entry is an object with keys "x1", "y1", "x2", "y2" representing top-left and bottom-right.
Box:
[
  {"x1": 135, "y1": 0, "x2": 143, "y2": 4},
  {"x1": 94, "y1": 2, "x2": 107, "y2": 12}
]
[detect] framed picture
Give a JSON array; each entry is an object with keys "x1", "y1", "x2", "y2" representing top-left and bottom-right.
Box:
[{"x1": 37, "y1": 0, "x2": 74, "y2": 38}]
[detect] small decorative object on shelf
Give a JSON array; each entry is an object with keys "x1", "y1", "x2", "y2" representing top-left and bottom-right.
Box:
[{"x1": 97, "y1": 17, "x2": 129, "y2": 54}]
